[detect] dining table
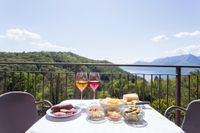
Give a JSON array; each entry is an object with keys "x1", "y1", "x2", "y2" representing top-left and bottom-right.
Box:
[{"x1": 26, "y1": 100, "x2": 184, "y2": 133}]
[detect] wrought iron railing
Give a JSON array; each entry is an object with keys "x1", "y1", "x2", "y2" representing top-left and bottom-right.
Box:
[{"x1": 0, "y1": 62, "x2": 200, "y2": 125}]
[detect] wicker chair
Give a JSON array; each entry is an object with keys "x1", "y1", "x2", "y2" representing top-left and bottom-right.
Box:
[
  {"x1": 164, "y1": 99, "x2": 200, "y2": 133},
  {"x1": 0, "y1": 91, "x2": 52, "y2": 133}
]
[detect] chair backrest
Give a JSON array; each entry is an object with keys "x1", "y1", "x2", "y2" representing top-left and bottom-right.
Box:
[
  {"x1": 0, "y1": 91, "x2": 37, "y2": 133},
  {"x1": 182, "y1": 99, "x2": 200, "y2": 133}
]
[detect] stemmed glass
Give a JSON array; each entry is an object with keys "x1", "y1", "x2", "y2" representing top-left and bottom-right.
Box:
[
  {"x1": 88, "y1": 72, "x2": 101, "y2": 100},
  {"x1": 75, "y1": 72, "x2": 88, "y2": 105}
]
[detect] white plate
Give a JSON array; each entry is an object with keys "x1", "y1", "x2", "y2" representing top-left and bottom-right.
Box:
[{"x1": 46, "y1": 106, "x2": 81, "y2": 118}]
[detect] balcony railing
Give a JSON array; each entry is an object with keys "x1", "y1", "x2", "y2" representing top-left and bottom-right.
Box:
[{"x1": 0, "y1": 62, "x2": 200, "y2": 125}]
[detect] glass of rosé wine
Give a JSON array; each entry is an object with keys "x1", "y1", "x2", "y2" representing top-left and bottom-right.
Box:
[{"x1": 88, "y1": 72, "x2": 101, "y2": 100}]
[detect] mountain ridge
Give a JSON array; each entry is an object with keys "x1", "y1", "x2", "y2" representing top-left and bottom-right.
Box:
[
  {"x1": 134, "y1": 54, "x2": 200, "y2": 66},
  {"x1": 126, "y1": 54, "x2": 200, "y2": 74}
]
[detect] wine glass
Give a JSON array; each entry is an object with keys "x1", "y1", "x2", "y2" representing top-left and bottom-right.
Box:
[
  {"x1": 88, "y1": 72, "x2": 101, "y2": 100},
  {"x1": 75, "y1": 72, "x2": 88, "y2": 105}
]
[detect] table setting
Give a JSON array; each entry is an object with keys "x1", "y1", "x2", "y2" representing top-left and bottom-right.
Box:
[
  {"x1": 26, "y1": 96, "x2": 184, "y2": 133},
  {"x1": 26, "y1": 72, "x2": 184, "y2": 133}
]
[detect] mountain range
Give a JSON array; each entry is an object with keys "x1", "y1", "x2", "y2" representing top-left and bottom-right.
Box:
[
  {"x1": 124, "y1": 54, "x2": 200, "y2": 74},
  {"x1": 134, "y1": 54, "x2": 200, "y2": 66}
]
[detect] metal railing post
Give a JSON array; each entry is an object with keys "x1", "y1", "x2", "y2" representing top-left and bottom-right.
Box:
[
  {"x1": 176, "y1": 67, "x2": 181, "y2": 125},
  {"x1": 119, "y1": 74, "x2": 123, "y2": 98},
  {"x1": 74, "y1": 65, "x2": 80, "y2": 99},
  {"x1": 50, "y1": 73, "x2": 54, "y2": 104},
  {"x1": 55, "y1": 73, "x2": 60, "y2": 104},
  {"x1": 3, "y1": 72, "x2": 7, "y2": 93}
]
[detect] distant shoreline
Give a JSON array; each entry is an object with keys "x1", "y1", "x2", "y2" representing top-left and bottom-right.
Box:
[{"x1": 122, "y1": 67, "x2": 200, "y2": 75}]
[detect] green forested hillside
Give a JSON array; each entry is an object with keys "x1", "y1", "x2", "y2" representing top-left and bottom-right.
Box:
[
  {"x1": 0, "y1": 51, "x2": 113, "y2": 64},
  {"x1": 0, "y1": 52, "x2": 126, "y2": 73}
]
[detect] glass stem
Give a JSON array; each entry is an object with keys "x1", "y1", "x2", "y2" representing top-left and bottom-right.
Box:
[
  {"x1": 93, "y1": 90, "x2": 95, "y2": 99},
  {"x1": 81, "y1": 91, "x2": 83, "y2": 100}
]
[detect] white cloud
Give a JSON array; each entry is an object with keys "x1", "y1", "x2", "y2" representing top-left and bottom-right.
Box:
[
  {"x1": 165, "y1": 45, "x2": 200, "y2": 56},
  {"x1": 65, "y1": 47, "x2": 78, "y2": 53},
  {"x1": 0, "y1": 35, "x2": 5, "y2": 38},
  {"x1": 151, "y1": 35, "x2": 169, "y2": 42},
  {"x1": 5, "y1": 28, "x2": 41, "y2": 40},
  {"x1": 31, "y1": 42, "x2": 78, "y2": 53},
  {"x1": 0, "y1": 28, "x2": 41, "y2": 40},
  {"x1": 175, "y1": 31, "x2": 200, "y2": 38},
  {"x1": 0, "y1": 28, "x2": 77, "y2": 53}
]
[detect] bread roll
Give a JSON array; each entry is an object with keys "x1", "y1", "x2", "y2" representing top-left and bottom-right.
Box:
[{"x1": 123, "y1": 93, "x2": 139, "y2": 102}]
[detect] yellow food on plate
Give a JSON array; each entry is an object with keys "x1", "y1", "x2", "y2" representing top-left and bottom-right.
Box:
[
  {"x1": 106, "y1": 98, "x2": 122, "y2": 105},
  {"x1": 100, "y1": 98, "x2": 123, "y2": 110}
]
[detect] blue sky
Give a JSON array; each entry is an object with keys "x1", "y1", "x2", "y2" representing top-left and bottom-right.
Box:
[{"x1": 0, "y1": 0, "x2": 200, "y2": 63}]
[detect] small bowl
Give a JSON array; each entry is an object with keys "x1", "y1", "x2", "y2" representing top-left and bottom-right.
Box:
[
  {"x1": 87, "y1": 105, "x2": 105, "y2": 121},
  {"x1": 122, "y1": 106, "x2": 144, "y2": 123},
  {"x1": 100, "y1": 98, "x2": 123, "y2": 110},
  {"x1": 106, "y1": 109, "x2": 122, "y2": 122}
]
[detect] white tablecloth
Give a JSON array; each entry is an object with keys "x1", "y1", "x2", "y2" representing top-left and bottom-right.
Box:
[{"x1": 26, "y1": 100, "x2": 184, "y2": 133}]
